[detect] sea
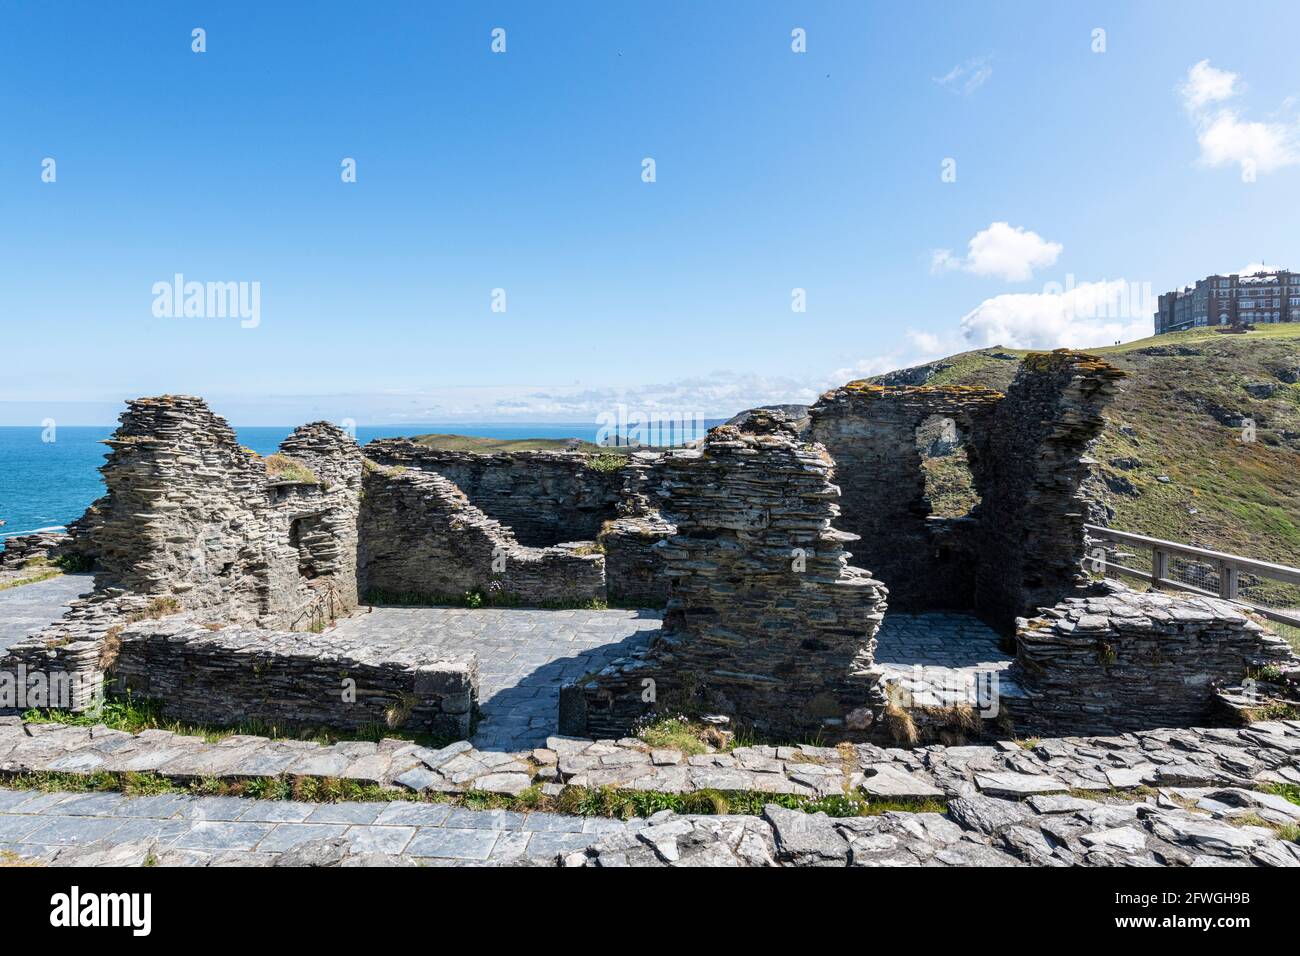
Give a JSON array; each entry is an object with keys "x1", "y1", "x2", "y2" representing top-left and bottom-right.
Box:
[{"x1": 0, "y1": 423, "x2": 641, "y2": 539}]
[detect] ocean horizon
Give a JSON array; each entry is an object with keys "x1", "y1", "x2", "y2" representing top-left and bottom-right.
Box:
[{"x1": 0, "y1": 421, "x2": 713, "y2": 538}]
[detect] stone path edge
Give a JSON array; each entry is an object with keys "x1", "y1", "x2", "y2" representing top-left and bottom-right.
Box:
[{"x1": 3, "y1": 715, "x2": 1299, "y2": 817}]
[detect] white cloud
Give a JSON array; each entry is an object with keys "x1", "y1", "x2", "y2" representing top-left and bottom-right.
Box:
[
  {"x1": 1195, "y1": 111, "x2": 1299, "y2": 175},
  {"x1": 1179, "y1": 60, "x2": 1299, "y2": 178},
  {"x1": 931, "y1": 222, "x2": 1063, "y2": 282},
  {"x1": 1179, "y1": 59, "x2": 1241, "y2": 111},
  {"x1": 934, "y1": 55, "x2": 993, "y2": 95},
  {"x1": 958, "y1": 279, "x2": 1153, "y2": 350}
]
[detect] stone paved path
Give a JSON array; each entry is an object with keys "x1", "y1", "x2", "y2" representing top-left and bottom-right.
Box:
[
  {"x1": 0, "y1": 574, "x2": 90, "y2": 651},
  {"x1": 4, "y1": 779, "x2": 1297, "y2": 867},
  {"x1": 875, "y1": 612, "x2": 1014, "y2": 707},
  {"x1": 330, "y1": 606, "x2": 661, "y2": 751},
  {"x1": 0, "y1": 788, "x2": 617, "y2": 866}
]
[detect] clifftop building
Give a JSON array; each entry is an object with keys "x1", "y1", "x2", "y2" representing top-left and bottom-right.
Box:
[{"x1": 1156, "y1": 268, "x2": 1299, "y2": 335}]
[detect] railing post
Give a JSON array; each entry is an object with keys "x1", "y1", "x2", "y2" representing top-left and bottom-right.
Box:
[
  {"x1": 1151, "y1": 547, "x2": 1168, "y2": 588},
  {"x1": 1219, "y1": 561, "x2": 1240, "y2": 600}
]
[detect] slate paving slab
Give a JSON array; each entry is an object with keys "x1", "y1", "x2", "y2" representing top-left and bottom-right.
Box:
[
  {"x1": 404, "y1": 826, "x2": 499, "y2": 860},
  {"x1": 0, "y1": 782, "x2": 1296, "y2": 867},
  {"x1": 0, "y1": 574, "x2": 89, "y2": 651}
]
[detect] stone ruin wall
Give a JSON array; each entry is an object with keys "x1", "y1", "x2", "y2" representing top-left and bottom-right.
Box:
[
  {"x1": 86, "y1": 397, "x2": 363, "y2": 632},
  {"x1": 364, "y1": 440, "x2": 624, "y2": 547},
  {"x1": 114, "y1": 617, "x2": 477, "y2": 738},
  {"x1": 0, "y1": 592, "x2": 157, "y2": 714},
  {"x1": 357, "y1": 465, "x2": 605, "y2": 605},
  {"x1": 1007, "y1": 583, "x2": 1298, "y2": 735},
  {"x1": 808, "y1": 383, "x2": 1002, "y2": 611},
  {"x1": 0, "y1": 530, "x2": 76, "y2": 573},
  {"x1": 561, "y1": 413, "x2": 889, "y2": 740},
  {"x1": 971, "y1": 351, "x2": 1126, "y2": 629},
  {"x1": 809, "y1": 351, "x2": 1125, "y2": 633},
  {"x1": 596, "y1": 450, "x2": 676, "y2": 608}
]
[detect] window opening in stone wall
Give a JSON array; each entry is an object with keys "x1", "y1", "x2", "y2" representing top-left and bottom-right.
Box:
[{"x1": 915, "y1": 415, "x2": 980, "y2": 519}]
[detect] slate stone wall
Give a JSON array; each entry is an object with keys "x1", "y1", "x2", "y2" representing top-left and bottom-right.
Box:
[
  {"x1": 357, "y1": 465, "x2": 606, "y2": 605},
  {"x1": 363, "y1": 440, "x2": 624, "y2": 547},
  {"x1": 86, "y1": 397, "x2": 362, "y2": 632},
  {"x1": 562, "y1": 413, "x2": 889, "y2": 739},
  {"x1": 808, "y1": 384, "x2": 1002, "y2": 611},
  {"x1": 597, "y1": 451, "x2": 675, "y2": 608},
  {"x1": 0, "y1": 593, "x2": 159, "y2": 713},
  {"x1": 971, "y1": 352, "x2": 1126, "y2": 628},
  {"x1": 115, "y1": 618, "x2": 478, "y2": 738},
  {"x1": 0, "y1": 531, "x2": 73, "y2": 571},
  {"x1": 809, "y1": 352, "x2": 1124, "y2": 631},
  {"x1": 1007, "y1": 583, "x2": 1298, "y2": 734}
]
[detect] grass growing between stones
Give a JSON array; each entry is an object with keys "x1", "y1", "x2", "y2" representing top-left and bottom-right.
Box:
[
  {"x1": 636, "y1": 716, "x2": 715, "y2": 756},
  {"x1": 21, "y1": 693, "x2": 461, "y2": 750},
  {"x1": 0, "y1": 568, "x2": 63, "y2": 592},
  {"x1": 553, "y1": 786, "x2": 944, "y2": 819},
  {"x1": 263, "y1": 453, "x2": 318, "y2": 484},
  {"x1": 633, "y1": 715, "x2": 833, "y2": 755},
  {"x1": 1264, "y1": 782, "x2": 1300, "y2": 807},
  {"x1": 0, "y1": 770, "x2": 946, "y2": 819}
]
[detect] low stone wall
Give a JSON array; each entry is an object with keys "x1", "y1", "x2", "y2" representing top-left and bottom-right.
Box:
[
  {"x1": 114, "y1": 618, "x2": 478, "y2": 738},
  {"x1": 364, "y1": 440, "x2": 624, "y2": 547},
  {"x1": 0, "y1": 593, "x2": 159, "y2": 714},
  {"x1": 0, "y1": 531, "x2": 74, "y2": 571},
  {"x1": 562, "y1": 413, "x2": 889, "y2": 740},
  {"x1": 1007, "y1": 583, "x2": 1299, "y2": 734},
  {"x1": 358, "y1": 465, "x2": 606, "y2": 606}
]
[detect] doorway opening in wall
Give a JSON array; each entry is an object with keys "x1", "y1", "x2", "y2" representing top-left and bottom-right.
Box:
[{"x1": 915, "y1": 415, "x2": 980, "y2": 519}]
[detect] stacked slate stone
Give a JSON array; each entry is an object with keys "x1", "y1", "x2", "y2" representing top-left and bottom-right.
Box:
[
  {"x1": 1008, "y1": 582, "x2": 1298, "y2": 734},
  {"x1": 972, "y1": 350, "x2": 1126, "y2": 628},
  {"x1": 0, "y1": 592, "x2": 158, "y2": 713},
  {"x1": 808, "y1": 383, "x2": 1003, "y2": 611},
  {"x1": 358, "y1": 465, "x2": 605, "y2": 605},
  {"x1": 87, "y1": 397, "x2": 362, "y2": 632},
  {"x1": 597, "y1": 451, "x2": 676, "y2": 608},
  {"x1": 364, "y1": 440, "x2": 624, "y2": 547},
  {"x1": 0, "y1": 530, "x2": 73, "y2": 570},
  {"x1": 114, "y1": 617, "x2": 477, "y2": 738},
  {"x1": 561, "y1": 412, "x2": 889, "y2": 739},
  {"x1": 269, "y1": 421, "x2": 365, "y2": 628}
]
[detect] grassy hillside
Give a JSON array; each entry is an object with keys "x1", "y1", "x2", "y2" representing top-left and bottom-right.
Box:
[
  {"x1": 408, "y1": 434, "x2": 632, "y2": 455},
  {"x1": 873, "y1": 324, "x2": 1300, "y2": 570}
]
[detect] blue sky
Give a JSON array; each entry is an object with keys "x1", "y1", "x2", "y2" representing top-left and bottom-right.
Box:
[{"x1": 2, "y1": 0, "x2": 1298, "y2": 425}]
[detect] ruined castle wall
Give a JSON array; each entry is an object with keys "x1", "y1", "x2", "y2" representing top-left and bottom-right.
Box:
[
  {"x1": 87, "y1": 397, "x2": 362, "y2": 631},
  {"x1": 357, "y1": 465, "x2": 605, "y2": 605},
  {"x1": 562, "y1": 416, "x2": 889, "y2": 739},
  {"x1": 115, "y1": 617, "x2": 477, "y2": 738},
  {"x1": 808, "y1": 385, "x2": 1002, "y2": 610},
  {"x1": 972, "y1": 352, "x2": 1125, "y2": 628},
  {"x1": 1007, "y1": 584, "x2": 1298, "y2": 734},
  {"x1": 0, "y1": 592, "x2": 160, "y2": 713},
  {"x1": 597, "y1": 451, "x2": 675, "y2": 608},
  {"x1": 363, "y1": 440, "x2": 624, "y2": 547}
]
